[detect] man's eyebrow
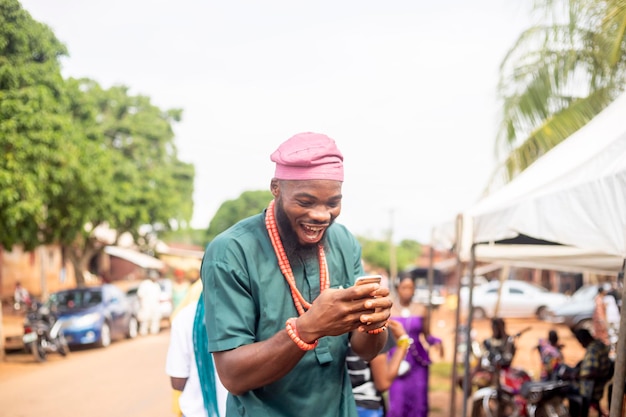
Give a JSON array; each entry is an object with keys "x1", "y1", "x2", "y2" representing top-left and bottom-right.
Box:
[{"x1": 293, "y1": 192, "x2": 343, "y2": 201}]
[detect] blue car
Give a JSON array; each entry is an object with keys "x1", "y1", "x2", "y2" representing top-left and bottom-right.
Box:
[{"x1": 48, "y1": 284, "x2": 138, "y2": 348}]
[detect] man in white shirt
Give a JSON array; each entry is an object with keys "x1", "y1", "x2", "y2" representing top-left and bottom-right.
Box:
[
  {"x1": 137, "y1": 271, "x2": 162, "y2": 335},
  {"x1": 165, "y1": 300, "x2": 227, "y2": 417}
]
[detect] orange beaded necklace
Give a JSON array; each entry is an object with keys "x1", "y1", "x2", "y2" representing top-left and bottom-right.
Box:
[{"x1": 265, "y1": 199, "x2": 330, "y2": 316}]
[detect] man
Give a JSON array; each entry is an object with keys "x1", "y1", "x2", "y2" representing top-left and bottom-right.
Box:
[
  {"x1": 137, "y1": 270, "x2": 162, "y2": 335},
  {"x1": 592, "y1": 286, "x2": 609, "y2": 345},
  {"x1": 602, "y1": 283, "x2": 620, "y2": 357},
  {"x1": 166, "y1": 299, "x2": 227, "y2": 417},
  {"x1": 537, "y1": 329, "x2": 564, "y2": 381},
  {"x1": 567, "y1": 328, "x2": 613, "y2": 417},
  {"x1": 200, "y1": 132, "x2": 392, "y2": 417},
  {"x1": 171, "y1": 269, "x2": 191, "y2": 311},
  {"x1": 461, "y1": 318, "x2": 513, "y2": 391}
]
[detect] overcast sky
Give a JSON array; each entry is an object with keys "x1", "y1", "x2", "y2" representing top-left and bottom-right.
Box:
[{"x1": 20, "y1": 0, "x2": 532, "y2": 243}]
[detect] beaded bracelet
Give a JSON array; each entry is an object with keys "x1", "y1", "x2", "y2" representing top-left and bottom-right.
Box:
[
  {"x1": 367, "y1": 321, "x2": 388, "y2": 335},
  {"x1": 396, "y1": 334, "x2": 412, "y2": 349},
  {"x1": 285, "y1": 317, "x2": 318, "y2": 351}
]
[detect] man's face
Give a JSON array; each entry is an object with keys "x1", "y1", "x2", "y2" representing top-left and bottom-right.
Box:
[{"x1": 272, "y1": 178, "x2": 342, "y2": 248}]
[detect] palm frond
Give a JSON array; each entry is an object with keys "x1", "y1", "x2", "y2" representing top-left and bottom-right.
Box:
[
  {"x1": 602, "y1": 0, "x2": 626, "y2": 67},
  {"x1": 489, "y1": 88, "x2": 615, "y2": 188}
]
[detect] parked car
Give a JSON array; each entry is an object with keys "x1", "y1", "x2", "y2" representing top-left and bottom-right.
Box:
[
  {"x1": 413, "y1": 285, "x2": 446, "y2": 307},
  {"x1": 459, "y1": 279, "x2": 569, "y2": 319},
  {"x1": 543, "y1": 284, "x2": 597, "y2": 331},
  {"x1": 48, "y1": 284, "x2": 138, "y2": 348}
]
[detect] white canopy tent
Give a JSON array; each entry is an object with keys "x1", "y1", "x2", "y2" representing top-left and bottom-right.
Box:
[
  {"x1": 461, "y1": 91, "x2": 626, "y2": 264},
  {"x1": 440, "y1": 92, "x2": 626, "y2": 417}
]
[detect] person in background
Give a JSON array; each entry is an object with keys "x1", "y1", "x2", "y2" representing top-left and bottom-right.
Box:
[
  {"x1": 172, "y1": 269, "x2": 191, "y2": 311},
  {"x1": 537, "y1": 329, "x2": 564, "y2": 381},
  {"x1": 460, "y1": 317, "x2": 512, "y2": 392},
  {"x1": 592, "y1": 285, "x2": 609, "y2": 346},
  {"x1": 166, "y1": 299, "x2": 227, "y2": 417},
  {"x1": 137, "y1": 270, "x2": 162, "y2": 336},
  {"x1": 566, "y1": 328, "x2": 613, "y2": 417},
  {"x1": 168, "y1": 277, "x2": 205, "y2": 416},
  {"x1": 13, "y1": 281, "x2": 31, "y2": 310},
  {"x1": 347, "y1": 318, "x2": 410, "y2": 417},
  {"x1": 386, "y1": 274, "x2": 443, "y2": 417},
  {"x1": 602, "y1": 283, "x2": 620, "y2": 357},
  {"x1": 172, "y1": 278, "x2": 203, "y2": 320},
  {"x1": 200, "y1": 132, "x2": 392, "y2": 417}
]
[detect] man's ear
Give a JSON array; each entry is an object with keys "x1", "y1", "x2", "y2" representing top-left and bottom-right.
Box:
[{"x1": 270, "y1": 179, "x2": 279, "y2": 197}]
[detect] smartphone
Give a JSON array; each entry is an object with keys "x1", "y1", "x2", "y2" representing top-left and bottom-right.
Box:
[{"x1": 354, "y1": 275, "x2": 382, "y2": 286}]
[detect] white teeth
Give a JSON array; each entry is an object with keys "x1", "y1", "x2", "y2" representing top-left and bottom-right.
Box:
[{"x1": 301, "y1": 225, "x2": 324, "y2": 242}]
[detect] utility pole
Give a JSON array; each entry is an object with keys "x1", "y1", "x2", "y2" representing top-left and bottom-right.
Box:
[{"x1": 388, "y1": 209, "x2": 397, "y2": 285}]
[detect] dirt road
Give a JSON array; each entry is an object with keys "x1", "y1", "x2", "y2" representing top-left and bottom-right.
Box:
[
  {"x1": 0, "y1": 303, "x2": 591, "y2": 417},
  {"x1": 427, "y1": 303, "x2": 592, "y2": 417},
  {"x1": 0, "y1": 332, "x2": 172, "y2": 417}
]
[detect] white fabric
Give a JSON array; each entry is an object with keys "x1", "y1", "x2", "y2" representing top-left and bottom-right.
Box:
[
  {"x1": 436, "y1": 92, "x2": 626, "y2": 274},
  {"x1": 467, "y1": 92, "x2": 626, "y2": 258},
  {"x1": 605, "y1": 295, "x2": 621, "y2": 325},
  {"x1": 472, "y1": 244, "x2": 624, "y2": 275},
  {"x1": 165, "y1": 301, "x2": 227, "y2": 417},
  {"x1": 104, "y1": 245, "x2": 165, "y2": 269},
  {"x1": 138, "y1": 279, "x2": 162, "y2": 335}
]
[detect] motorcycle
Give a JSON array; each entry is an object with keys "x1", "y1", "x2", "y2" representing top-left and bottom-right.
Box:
[
  {"x1": 523, "y1": 381, "x2": 571, "y2": 417},
  {"x1": 22, "y1": 302, "x2": 69, "y2": 362},
  {"x1": 470, "y1": 327, "x2": 570, "y2": 417}
]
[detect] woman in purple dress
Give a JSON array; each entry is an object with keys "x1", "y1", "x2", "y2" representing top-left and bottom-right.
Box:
[{"x1": 387, "y1": 275, "x2": 443, "y2": 417}]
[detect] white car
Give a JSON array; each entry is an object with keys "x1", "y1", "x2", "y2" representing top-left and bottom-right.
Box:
[{"x1": 459, "y1": 279, "x2": 569, "y2": 319}]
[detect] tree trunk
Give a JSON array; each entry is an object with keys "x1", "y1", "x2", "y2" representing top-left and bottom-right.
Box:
[
  {"x1": 0, "y1": 299, "x2": 5, "y2": 362},
  {"x1": 63, "y1": 238, "x2": 102, "y2": 287}
]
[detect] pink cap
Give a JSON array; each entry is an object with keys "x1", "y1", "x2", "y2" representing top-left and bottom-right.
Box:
[{"x1": 271, "y1": 132, "x2": 344, "y2": 181}]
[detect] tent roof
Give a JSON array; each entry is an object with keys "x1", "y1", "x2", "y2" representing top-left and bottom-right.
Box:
[
  {"x1": 473, "y1": 243, "x2": 623, "y2": 275},
  {"x1": 104, "y1": 246, "x2": 165, "y2": 270},
  {"x1": 467, "y1": 92, "x2": 626, "y2": 261}
]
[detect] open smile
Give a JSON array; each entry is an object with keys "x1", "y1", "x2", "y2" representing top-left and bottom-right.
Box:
[{"x1": 299, "y1": 224, "x2": 328, "y2": 243}]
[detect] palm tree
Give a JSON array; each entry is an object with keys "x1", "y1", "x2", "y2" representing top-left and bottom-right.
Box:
[{"x1": 486, "y1": 0, "x2": 626, "y2": 192}]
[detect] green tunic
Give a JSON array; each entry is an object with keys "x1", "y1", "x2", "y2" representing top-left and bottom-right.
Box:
[{"x1": 202, "y1": 211, "x2": 364, "y2": 417}]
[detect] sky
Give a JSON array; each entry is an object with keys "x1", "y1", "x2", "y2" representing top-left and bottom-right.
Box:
[{"x1": 20, "y1": 0, "x2": 533, "y2": 244}]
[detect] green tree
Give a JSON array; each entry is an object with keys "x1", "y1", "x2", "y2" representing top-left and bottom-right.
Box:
[
  {"x1": 359, "y1": 237, "x2": 421, "y2": 277},
  {"x1": 491, "y1": 0, "x2": 626, "y2": 189},
  {"x1": 62, "y1": 79, "x2": 194, "y2": 284},
  {"x1": 160, "y1": 227, "x2": 208, "y2": 249},
  {"x1": 0, "y1": 1, "x2": 195, "y2": 286},
  {"x1": 0, "y1": 0, "x2": 101, "y2": 252},
  {"x1": 206, "y1": 190, "x2": 273, "y2": 241}
]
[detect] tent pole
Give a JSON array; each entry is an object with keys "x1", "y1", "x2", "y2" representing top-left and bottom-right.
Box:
[
  {"x1": 449, "y1": 214, "x2": 464, "y2": 417},
  {"x1": 609, "y1": 260, "x2": 626, "y2": 417},
  {"x1": 461, "y1": 243, "x2": 477, "y2": 417}
]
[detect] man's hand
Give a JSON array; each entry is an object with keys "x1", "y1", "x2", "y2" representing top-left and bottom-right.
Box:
[{"x1": 296, "y1": 283, "x2": 392, "y2": 343}]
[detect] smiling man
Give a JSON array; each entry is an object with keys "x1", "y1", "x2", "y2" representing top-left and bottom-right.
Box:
[{"x1": 199, "y1": 132, "x2": 393, "y2": 417}]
